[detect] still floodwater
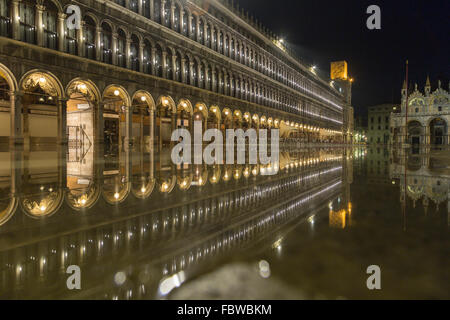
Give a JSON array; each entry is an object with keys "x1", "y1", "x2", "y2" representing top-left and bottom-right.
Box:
[{"x1": 0, "y1": 145, "x2": 448, "y2": 299}]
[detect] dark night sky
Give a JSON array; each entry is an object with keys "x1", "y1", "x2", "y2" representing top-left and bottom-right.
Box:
[{"x1": 235, "y1": 0, "x2": 450, "y2": 116}]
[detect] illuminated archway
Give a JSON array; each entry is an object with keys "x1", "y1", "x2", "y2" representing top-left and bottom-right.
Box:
[{"x1": 131, "y1": 91, "x2": 155, "y2": 150}]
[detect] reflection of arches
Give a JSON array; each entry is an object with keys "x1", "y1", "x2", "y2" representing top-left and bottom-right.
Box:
[
  {"x1": 103, "y1": 177, "x2": 131, "y2": 204},
  {"x1": 407, "y1": 121, "x2": 423, "y2": 145},
  {"x1": 156, "y1": 95, "x2": 176, "y2": 149},
  {"x1": 177, "y1": 173, "x2": 193, "y2": 191},
  {"x1": 66, "y1": 183, "x2": 100, "y2": 210},
  {"x1": 103, "y1": 85, "x2": 131, "y2": 149},
  {"x1": 158, "y1": 175, "x2": 176, "y2": 193},
  {"x1": 0, "y1": 197, "x2": 17, "y2": 226},
  {"x1": 208, "y1": 106, "x2": 221, "y2": 129},
  {"x1": 21, "y1": 189, "x2": 64, "y2": 218},
  {"x1": 131, "y1": 90, "x2": 155, "y2": 148},
  {"x1": 132, "y1": 177, "x2": 155, "y2": 199}
]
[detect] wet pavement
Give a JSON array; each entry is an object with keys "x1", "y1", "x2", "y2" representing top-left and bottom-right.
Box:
[{"x1": 0, "y1": 145, "x2": 448, "y2": 299}]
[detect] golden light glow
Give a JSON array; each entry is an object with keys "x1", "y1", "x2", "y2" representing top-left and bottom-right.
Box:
[
  {"x1": 113, "y1": 90, "x2": 120, "y2": 96},
  {"x1": 330, "y1": 61, "x2": 348, "y2": 80}
]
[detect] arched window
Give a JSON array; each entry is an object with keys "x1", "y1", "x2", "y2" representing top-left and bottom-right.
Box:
[
  {"x1": 192, "y1": 60, "x2": 198, "y2": 87},
  {"x1": 198, "y1": 19, "x2": 204, "y2": 44},
  {"x1": 175, "y1": 52, "x2": 182, "y2": 82},
  {"x1": 230, "y1": 39, "x2": 235, "y2": 59},
  {"x1": 129, "y1": 0, "x2": 138, "y2": 13},
  {"x1": 190, "y1": 15, "x2": 197, "y2": 39},
  {"x1": 143, "y1": 40, "x2": 152, "y2": 74},
  {"x1": 101, "y1": 22, "x2": 112, "y2": 64},
  {"x1": 154, "y1": 0, "x2": 161, "y2": 23},
  {"x1": 163, "y1": 1, "x2": 170, "y2": 26},
  {"x1": 206, "y1": 24, "x2": 211, "y2": 47},
  {"x1": 65, "y1": 17, "x2": 77, "y2": 55},
  {"x1": 143, "y1": 0, "x2": 151, "y2": 19},
  {"x1": 130, "y1": 35, "x2": 140, "y2": 71},
  {"x1": 155, "y1": 45, "x2": 163, "y2": 77},
  {"x1": 19, "y1": 0, "x2": 36, "y2": 44},
  {"x1": 0, "y1": 0, "x2": 11, "y2": 38},
  {"x1": 42, "y1": 1, "x2": 57, "y2": 49},
  {"x1": 218, "y1": 31, "x2": 223, "y2": 53},
  {"x1": 184, "y1": 55, "x2": 190, "y2": 85},
  {"x1": 174, "y1": 3, "x2": 180, "y2": 32},
  {"x1": 224, "y1": 35, "x2": 229, "y2": 56},
  {"x1": 84, "y1": 16, "x2": 96, "y2": 60},
  {"x1": 165, "y1": 51, "x2": 171, "y2": 79},
  {"x1": 117, "y1": 29, "x2": 126, "y2": 68}
]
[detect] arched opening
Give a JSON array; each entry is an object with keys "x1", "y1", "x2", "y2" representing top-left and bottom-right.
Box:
[
  {"x1": 243, "y1": 112, "x2": 251, "y2": 131},
  {"x1": 117, "y1": 29, "x2": 127, "y2": 68},
  {"x1": 156, "y1": 96, "x2": 175, "y2": 150},
  {"x1": 143, "y1": 39, "x2": 152, "y2": 75},
  {"x1": 208, "y1": 106, "x2": 221, "y2": 130},
  {"x1": 21, "y1": 72, "x2": 63, "y2": 146},
  {"x1": 192, "y1": 59, "x2": 199, "y2": 87},
  {"x1": 101, "y1": 22, "x2": 112, "y2": 64},
  {"x1": 221, "y1": 108, "x2": 232, "y2": 136},
  {"x1": 178, "y1": 99, "x2": 193, "y2": 133},
  {"x1": 131, "y1": 133, "x2": 154, "y2": 199},
  {"x1": 193, "y1": 103, "x2": 207, "y2": 133},
  {"x1": 129, "y1": 0, "x2": 138, "y2": 13},
  {"x1": 42, "y1": 0, "x2": 58, "y2": 50},
  {"x1": 166, "y1": 50, "x2": 173, "y2": 80},
  {"x1": 155, "y1": 44, "x2": 163, "y2": 78},
  {"x1": 66, "y1": 80, "x2": 98, "y2": 171},
  {"x1": 233, "y1": 110, "x2": 243, "y2": 130},
  {"x1": 102, "y1": 86, "x2": 130, "y2": 155},
  {"x1": 65, "y1": 13, "x2": 78, "y2": 55},
  {"x1": 84, "y1": 15, "x2": 96, "y2": 60},
  {"x1": 0, "y1": 0, "x2": 11, "y2": 38},
  {"x1": 19, "y1": 0, "x2": 36, "y2": 44},
  {"x1": 131, "y1": 91, "x2": 154, "y2": 149},
  {"x1": 174, "y1": 3, "x2": 181, "y2": 32},
  {"x1": 143, "y1": 0, "x2": 151, "y2": 19},
  {"x1": 181, "y1": 9, "x2": 188, "y2": 35},
  {"x1": 430, "y1": 118, "x2": 447, "y2": 145},
  {"x1": 154, "y1": 0, "x2": 161, "y2": 24},
  {"x1": 199, "y1": 19, "x2": 204, "y2": 44},
  {"x1": 190, "y1": 15, "x2": 197, "y2": 39},
  {"x1": 130, "y1": 34, "x2": 140, "y2": 71},
  {"x1": 175, "y1": 52, "x2": 182, "y2": 82},
  {"x1": 0, "y1": 68, "x2": 11, "y2": 143},
  {"x1": 163, "y1": 0, "x2": 170, "y2": 26},
  {"x1": 408, "y1": 121, "x2": 423, "y2": 146}
]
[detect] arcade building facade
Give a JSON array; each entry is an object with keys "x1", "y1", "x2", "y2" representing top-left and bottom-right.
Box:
[{"x1": 0, "y1": 0, "x2": 349, "y2": 150}]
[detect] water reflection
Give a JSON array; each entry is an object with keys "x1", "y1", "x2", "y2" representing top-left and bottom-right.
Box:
[{"x1": 0, "y1": 145, "x2": 448, "y2": 299}]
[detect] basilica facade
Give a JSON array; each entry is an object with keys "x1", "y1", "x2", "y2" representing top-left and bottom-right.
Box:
[{"x1": 391, "y1": 77, "x2": 450, "y2": 146}]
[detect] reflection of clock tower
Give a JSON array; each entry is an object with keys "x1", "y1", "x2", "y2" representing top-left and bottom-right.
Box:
[{"x1": 331, "y1": 61, "x2": 354, "y2": 143}]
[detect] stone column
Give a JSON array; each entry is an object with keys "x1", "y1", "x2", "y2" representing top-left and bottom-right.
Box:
[
  {"x1": 96, "y1": 26, "x2": 102, "y2": 61},
  {"x1": 171, "y1": 53, "x2": 177, "y2": 81},
  {"x1": 196, "y1": 18, "x2": 200, "y2": 42},
  {"x1": 161, "y1": 0, "x2": 166, "y2": 26},
  {"x1": 150, "y1": 0, "x2": 155, "y2": 20},
  {"x1": 12, "y1": 1, "x2": 20, "y2": 40},
  {"x1": 162, "y1": 50, "x2": 167, "y2": 78},
  {"x1": 189, "y1": 61, "x2": 194, "y2": 85},
  {"x1": 112, "y1": 32, "x2": 118, "y2": 65},
  {"x1": 36, "y1": 4, "x2": 45, "y2": 46},
  {"x1": 150, "y1": 109, "x2": 155, "y2": 150},
  {"x1": 58, "y1": 99, "x2": 68, "y2": 145},
  {"x1": 57, "y1": 13, "x2": 66, "y2": 52},
  {"x1": 151, "y1": 47, "x2": 156, "y2": 75},
  {"x1": 138, "y1": 0, "x2": 143, "y2": 15},
  {"x1": 170, "y1": 3, "x2": 176, "y2": 29},
  {"x1": 180, "y1": 8, "x2": 185, "y2": 34},
  {"x1": 125, "y1": 37, "x2": 132, "y2": 69},
  {"x1": 9, "y1": 92, "x2": 23, "y2": 145},
  {"x1": 197, "y1": 64, "x2": 202, "y2": 88},
  {"x1": 139, "y1": 42, "x2": 145, "y2": 73},
  {"x1": 181, "y1": 58, "x2": 186, "y2": 83}
]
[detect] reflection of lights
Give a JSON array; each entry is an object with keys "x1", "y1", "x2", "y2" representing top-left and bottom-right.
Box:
[
  {"x1": 158, "y1": 271, "x2": 186, "y2": 296},
  {"x1": 162, "y1": 183, "x2": 169, "y2": 191},
  {"x1": 392, "y1": 181, "x2": 396, "y2": 185},
  {"x1": 39, "y1": 77, "x2": 46, "y2": 85},
  {"x1": 141, "y1": 187, "x2": 146, "y2": 193},
  {"x1": 114, "y1": 192, "x2": 120, "y2": 199},
  {"x1": 258, "y1": 260, "x2": 271, "y2": 278},
  {"x1": 141, "y1": 96, "x2": 146, "y2": 102},
  {"x1": 40, "y1": 205, "x2": 46, "y2": 212},
  {"x1": 113, "y1": 90, "x2": 120, "y2": 96}
]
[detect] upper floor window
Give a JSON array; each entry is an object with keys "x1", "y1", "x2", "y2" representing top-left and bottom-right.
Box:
[
  {"x1": 19, "y1": 1, "x2": 36, "y2": 44},
  {"x1": 0, "y1": 0, "x2": 11, "y2": 38},
  {"x1": 438, "y1": 106, "x2": 442, "y2": 112},
  {"x1": 117, "y1": 29, "x2": 127, "y2": 68},
  {"x1": 42, "y1": 2, "x2": 58, "y2": 50},
  {"x1": 84, "y1": 16, "x2": 96, "y2": 60},
  {"x1": 129, "y1": 0, "x2": 138, "y2": 13},
  {"x1": 65, "y1": 18, "x2": 77, "y2": 55},
  {"x1": 101, "y1": 23, "x2": 112, "y2": 64},
  {"x1": 114, "y1": 0, "x2": 125, "y2": 7}
]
